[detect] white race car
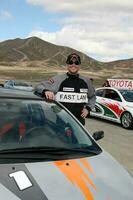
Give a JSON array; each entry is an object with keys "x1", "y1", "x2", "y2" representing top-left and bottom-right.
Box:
[{"x1": 90, "y1": 79, "x2": 133, "y2": 129}]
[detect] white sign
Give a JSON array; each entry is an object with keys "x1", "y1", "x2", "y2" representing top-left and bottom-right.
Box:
[
  {"x1": 55, "y1": 92, "x2": 88, "y2": 103},
  {"x1": 108, "y1": 79, "x2": 133, "y2": 90},
  {"x1": 63, "y1": 87, "x2": 74, "y2": 92},
  {"x1": 9, "y1": 171, "x2": 32, "y2": 191}
]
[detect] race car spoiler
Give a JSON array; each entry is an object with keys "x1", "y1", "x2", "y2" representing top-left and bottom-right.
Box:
[{"x1": 107, "y1": 79, "x2": 133, "y2": 90}]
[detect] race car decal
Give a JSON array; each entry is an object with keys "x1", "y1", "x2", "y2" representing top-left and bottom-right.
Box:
[
  {"x1": 0, "y1": 164, "x2": 48, "y2": 200},
  {"x1": 108, "y1": 79, "x2": 133, "y2": 90},
  {"x1": 96, "y1": 102, "x2": 117, "y2": 118},
  {"x1": 55, "y1": 158, "x2": 97, "y2": 200},
  {"x1": 9, "y1": 170, "x2": 32, "y2": 191},
  {"x1": 103, "y1": 102, "x2": 125, "y2": 118},
  {"x1": 96, "y1": 102, "x2": 125, "y2": 119}
]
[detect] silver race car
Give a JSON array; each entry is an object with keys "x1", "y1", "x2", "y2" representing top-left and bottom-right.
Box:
[
  {"x1": 4, "y1": 80, "x2": 33, "y2": 92},
  {"x1": 0, "y1": 88, "x2": 132, "y2": 200}
]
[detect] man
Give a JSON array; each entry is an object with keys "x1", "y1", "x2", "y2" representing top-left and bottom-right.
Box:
[
  {"x1": 34, "y1": 52, "x2": 96, "y2": 125},
  {"x1": 102, "y1": 80, "x2": 110, "y2": 87}
]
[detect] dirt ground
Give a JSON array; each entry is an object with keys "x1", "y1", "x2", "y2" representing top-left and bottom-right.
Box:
[{"x1": 0, "y1": 64, "x2": 132, "y2": 87}]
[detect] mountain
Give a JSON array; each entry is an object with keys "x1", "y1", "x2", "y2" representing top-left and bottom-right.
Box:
[
  {"x1": 0, "y1": 37, "x2": 133, "y2": 73},
  {"x1": 0, "y1": 37, "x2": 102, "y2": 70}
]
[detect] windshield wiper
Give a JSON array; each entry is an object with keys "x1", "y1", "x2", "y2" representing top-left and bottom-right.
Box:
[{"x1": 0, "y1": 146, "x2": 101, "y2": 155}]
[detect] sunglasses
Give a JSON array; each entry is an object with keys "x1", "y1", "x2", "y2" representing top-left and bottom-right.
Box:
[{"x1": 68, "y1": 60, "x2": 80, "y2": 65}]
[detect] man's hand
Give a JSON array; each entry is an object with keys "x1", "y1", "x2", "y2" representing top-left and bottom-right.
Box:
[
  {"x1": 44, "y1": 91, "x2": 55, "y2": 100},
  {"x1": 81, "y1": 108, "x2": 89, "y2": 119}
]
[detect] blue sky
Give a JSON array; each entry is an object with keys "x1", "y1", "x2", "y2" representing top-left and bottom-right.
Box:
[
  {"x1": 0, "y1": 0, "x2": 133, "y2": 62},
  {"x1": 0, "y1": 0, "x2": 61, "y2": 39}
]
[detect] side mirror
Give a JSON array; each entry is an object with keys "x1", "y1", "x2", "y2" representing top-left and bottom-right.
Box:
[{"x1": 92, "y1": 131, "x2": 104, "y2": 141}]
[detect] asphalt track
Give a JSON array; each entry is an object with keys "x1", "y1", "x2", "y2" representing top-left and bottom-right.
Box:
[{"x1": 85, "y1": 117, "x2": 133, "y2": 174}]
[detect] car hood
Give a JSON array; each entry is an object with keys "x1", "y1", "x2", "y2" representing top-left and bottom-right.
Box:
[{"x1": 0, "y1": 151, "x2": 133, "y2": 200}]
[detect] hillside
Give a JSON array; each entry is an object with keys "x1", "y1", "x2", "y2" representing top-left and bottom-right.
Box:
[
  {"x1": 0, "y1": 36, "x2": 133, "y2": 71},
  {"x1": 0, "y1": 37, "x2": 102, "y2": 70}
]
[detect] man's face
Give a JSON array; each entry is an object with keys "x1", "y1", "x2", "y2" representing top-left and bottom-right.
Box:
[{"x1": 67, "y1": 60, "x2": 80, "y2": 74}]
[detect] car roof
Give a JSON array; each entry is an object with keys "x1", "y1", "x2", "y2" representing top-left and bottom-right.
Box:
[
  {"x1": 96, "y1": 87, "x2": 124, "y2": 91},
  {"x1": 102, "y1": 87, "x2": 133, "y2": 91},
  {"x1": 96, "y1": 87, "x2": 118, "y2": 90},
  {"x1": 0, "y1": 88, "x2": 41, "y2": 100},
  {"x1": 5, "y1": 80, "x2": 32, "y2": 84}
]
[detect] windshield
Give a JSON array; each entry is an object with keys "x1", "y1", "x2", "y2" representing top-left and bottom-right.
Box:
[
  {"x1": 0, "y1": 98, "x2": 101, "y2": 163},
  {"x1": 119, "y1": 90, "x2": 133, "y2": 102}
]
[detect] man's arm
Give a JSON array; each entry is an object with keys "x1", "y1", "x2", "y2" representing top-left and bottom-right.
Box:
[
  {"x1": 86, "y1": 87, "x2": 96, "y2": 110},
  {"x1": 34, "y1": 74, "x2": 67, "y2": 98},
  {"x1": 77, "y1": 76, "x2": 96, "y2": 118},
  {"x1": 82, "y1": 85, "x2": 96, "y2": 118},
  {"x1": 82, "y1": 77, "x2": 96, "y2": 111},
  {"x1": 34, "y1": 77, "x2": 56, "y2": 97}
]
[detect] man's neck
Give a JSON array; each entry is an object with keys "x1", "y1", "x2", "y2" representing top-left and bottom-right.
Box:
[{"x1": 67, "y1": 72, "x2": 79, "y2": 77}]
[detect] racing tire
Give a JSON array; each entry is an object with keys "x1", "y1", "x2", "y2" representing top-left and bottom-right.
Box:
[{"x1": 121, "y1": 112, "x2": 133, "y2": 129}]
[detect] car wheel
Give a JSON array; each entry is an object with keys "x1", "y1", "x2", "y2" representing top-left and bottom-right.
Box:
[{"x1": 121, "y1": 112, "x2": 133, "y2": 129}]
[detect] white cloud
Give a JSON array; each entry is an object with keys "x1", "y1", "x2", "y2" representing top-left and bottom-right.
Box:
[
  {"x1": 27, "y1": 0, "x2": 133, "y2": 61},
  {"x1": 29, "y1": 25, "x2": 133, "y2": 61},
  {"x1": 0, "y1": 10, "x2": 13, "y2": 20},
  {"x1": 26, "y1": 0, "x2": 133, "y2": 13}
]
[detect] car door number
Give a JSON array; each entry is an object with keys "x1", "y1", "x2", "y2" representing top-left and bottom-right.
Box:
[{"x1": 9, "y1": 171, "x2": 33, "y2": 191}]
